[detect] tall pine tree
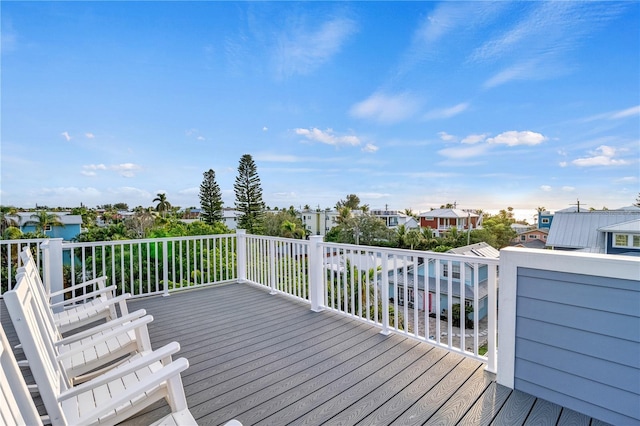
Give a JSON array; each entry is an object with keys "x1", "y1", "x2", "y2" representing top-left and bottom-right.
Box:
[
  {"x1": 234, "y1": 154, "x2": 264, "y2": 234},
  {"x1": 199, "y1": 169, "x2": 223, "y2": 225}
]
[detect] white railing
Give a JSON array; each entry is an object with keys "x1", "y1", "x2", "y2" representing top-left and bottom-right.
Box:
[
  {"x1": 2, "y1": 232, "x2": 498, "y2": 367},
  {"x1": 238, "y1": 232, "x2": 498, "y2": 366},
  {"x1": 242, "y1": 233, "x2": 310, "y2": 302},
  {"x1": 0, "y1": 238, "x2": 48, "y2": 294},
  {"x1": 62, "y1": 234, "x2": 237, "y2": 297}
]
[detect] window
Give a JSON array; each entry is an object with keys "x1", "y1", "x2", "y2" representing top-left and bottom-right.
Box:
[
  {"x1": 529, "y1": 234, "x2": 538, "y2": 239},
  {"x1": 542, "y1": 218, "x2": 550, "y2": 224},
  {"x1": 44, "y1": 225, "x2": 52, "y2": 231},
  {"x1": 614, "y1": 234, "x2": 629, "y2": 247},
  {"x1": 613, "y1": 233, "x2": 640, "y2": 248},
  {"x1": 442, "y1": 263, "x2": 461, "y2": 279},
  {"x1": 520, "y1": 235, "x2": 526, "y2": 241}
]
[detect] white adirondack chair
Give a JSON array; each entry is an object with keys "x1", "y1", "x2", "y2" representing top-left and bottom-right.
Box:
[
  {"x1": 0, "y1": 323, "x2": 43, "y2": 426},
  {"x1": 13, "y1": 267, "x2": 156, "y2": 384},
  {"x1": 4, "y1": 273, "x2": 198, "y2": 426},
  {"x1": 19, "y1": 247, "x2": 131, "y2": 334}
]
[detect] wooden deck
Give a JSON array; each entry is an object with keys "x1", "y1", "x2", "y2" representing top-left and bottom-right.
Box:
[{"x1": 2, "y1": 283, "x2": 605, "y2": 425}]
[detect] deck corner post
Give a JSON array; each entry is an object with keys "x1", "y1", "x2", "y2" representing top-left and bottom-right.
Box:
[
  {"x1": 41, "y1": 238, "x2": 64, "y2": 310},
  {"x1": 309, "y1": 235, "x2": 325, "y2": 312},
  {"x1": 485, "y1": 261, "x2": 498, "y2": 375},
  {"x1": 236, "y1": 229, "x2": 247, "y2": 284},
  {"x1": 494, "y1": 248, "x2": 518, "y2": 387}
]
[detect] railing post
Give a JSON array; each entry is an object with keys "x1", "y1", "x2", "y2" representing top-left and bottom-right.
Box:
[
  {"x1": 236, "y1": 230, "x2": 247, "y2": 283},
  {"x1": 269, "y1": 239, "x2": 277, "y2": 294},
  {"x1": 41, "y1": 239, "x2": 64, "y2": 311},
  {"x1": 485, "y1": 262, "x2": 498, "y2": 374},
  {"x1": 162, "y1": 240, "x2": 170, "y2": 297},
  {"x1": 380, "y1": 253, "x2": 391, "y2": 335},
  {"x1": 309, "y1": 236, "x2": 324, "y2": 312}
]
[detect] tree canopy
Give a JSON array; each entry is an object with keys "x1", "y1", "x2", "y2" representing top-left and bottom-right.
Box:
[
  {"x1": 199, "y1": 169, "x2": 223, "y2": 225},
  {"x1": 234, "y1": 154, "x2": 265, "y2": 234}
]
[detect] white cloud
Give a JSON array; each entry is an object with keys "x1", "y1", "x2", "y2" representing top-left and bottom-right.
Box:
[
  {"x1": 540, "y1": 185, "x2": 552, "y2": 192},
  {"x1": 582, "y1": 105, "x2": 640, "y2": 122},
  {"x1": 82, "y1": 163, "x2": 141, "y2": 178},
  {"x1": 39, "y1": 186, "x2": 101, "y2": 198},
  {"x1": 424, "y1": 102, "x2": 469, "y2": 120},
  {"x1": 572, "y1": 145, "x2": 629, "y2": 167},
  {"x1": 263, "y1": 126, "x2": 269, "y2": 132},
  {"x1": 615, "y1": 176, "x2": 638, "y2": 183},
  {"x1": 486, "y1": 131, "x2": 547, "y2": 146},
  {"x1": 61, "y1": 131, "x2": 71, "y2": 141},
  {"x1": 610, "y1": 105, "x2": 640, "y2": 119},
  {"x1": 350, "y1": 92, "x2": 421, "y2": 124},
  {"x1": 112, "y1": 163, "x2": 142, "y2": 177},
  {"x1": 438, "y1": 131, "x2": 456, "y2": 142},
  {"x1": 85, "y1": 132, "x2": 95, "y2": 139},
  {"x1": 559, "y1": 161, "x2": 568, "y2": 168},
  {"x1": 438, "y1": 143, "x2": 490, "y2": 159},
  {"x1": 483, "y1": 59, "x2": 544, "y2": 89},
  {"x1": 562, "y1": 186, "x2": 575, "y2": 192},
  {"x1": 294, "y1": 128, "x2": 360, "y2": 146},
  {"x1": 472, "y1": 2, "x2": 624, "y2": 88},
  {"x1": 275, "y1": 16, "x2": 357, "y2": 78},
  {"x1": 461, "y1": 133, "x2": 487, "y2": 144},
  {"x1": 361, "y1": 143, "x2": 379, "y2": 153},
  {"x1": 197, "y1": 136, "x2": 205, "y2": 141}
]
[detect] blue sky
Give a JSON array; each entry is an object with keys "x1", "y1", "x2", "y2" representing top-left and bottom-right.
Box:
[{"x1": 1, "y1": 1, "x2": 638, "y2": 222}]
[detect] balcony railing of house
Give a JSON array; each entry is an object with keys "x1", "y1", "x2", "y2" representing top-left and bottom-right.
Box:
[{"x1": 1, "y1": 232, "x2": 638, "y2": 424}]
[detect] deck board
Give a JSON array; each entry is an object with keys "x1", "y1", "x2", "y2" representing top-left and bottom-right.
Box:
[{"x1": 0, "y1": 282, "x2": 609, "y2": 425}]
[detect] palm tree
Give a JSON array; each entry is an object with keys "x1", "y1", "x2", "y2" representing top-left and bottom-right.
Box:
[
  {"x1": 335, "y1": 207, "x2": 352, "y2": 225},
  {"x1": 280, "y1": 220, "x2": 305, "y2": 239},
  {"x1": 395, "y1": 224, "x2": 407, "y2": 248},
  {"x1": 24, "y1": 210, "x2": 64, "y2": 234},
  {"x1": 0, "y1": 206, "x2": 19, "y2": 235},
  {"x1": 153, "y1": 193, "x2": 171, "y2": 218},
  {"x1": 405, "y1": 229, "x2": 423, "y2": 250}
]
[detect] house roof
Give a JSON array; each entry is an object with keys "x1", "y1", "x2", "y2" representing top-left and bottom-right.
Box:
[
  {"x1": 9, "y1": 212, "x2": 83, "y2": 226},
  {"x1": 598, "y1": 219, "x2": 640, "y2": 233},
  {"x1": 418, "y1": 208, "x2": 479, "y2": 219},
  {"x1": 512, "y1": 239, "x2": 548, "y2": 249},
  {"x1": 447, "y1": 242, "x2": 500, "y2": 258},
  {"x1": 389, "y1": 272, "x2": 488, "y2": 300},
  {"x1": 546, "y1": 211, "x2": 640, "y2": 252}
]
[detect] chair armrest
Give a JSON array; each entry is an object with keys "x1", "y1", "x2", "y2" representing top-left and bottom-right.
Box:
[
  {"x1": 59, "y1": 342, "x2": 182, "y2": 399},
  {"x1": 49, "y1": 276, "x2": 109, "y2": 298},
  {"x1": 56, "y1": 309, "x2": 147, "y2": 344},
  {"x1": 53, "y1": 293, "x2": 131, "y2": 323},
  {"x1": 70, "y1": 357, "x2": 190, "y2": 426},
  {"x1": 56, "y1": 315, "x2": 153, "y2": 356},
  {"x1": 50, "y1": 285, "x2": 117, "y2": 308}
]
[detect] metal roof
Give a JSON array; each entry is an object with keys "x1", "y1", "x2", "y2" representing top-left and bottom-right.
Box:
[
  {"x1": 598, "y1": 219, "x2": 640, "y2": 233},
  {"x1": 546, "y1": 211, "x2": 640, "y2": 252},
  {"x1": 447, "y1": 242, "x2": 500, "y2": 258},
  {"x1": 418, "y1": 208, "x2": 479, "y2": 219}
]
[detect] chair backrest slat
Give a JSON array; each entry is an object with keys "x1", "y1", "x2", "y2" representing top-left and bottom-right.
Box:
[
  {"x1": 16, "y1": 265, "x2": 62, "y2": 344},
  {"x1": 0, "y1": 323, "x2": 43, "y2": 426},
  {"x1": 4, "y1": 272, "x2": 68, "y2": 424}
]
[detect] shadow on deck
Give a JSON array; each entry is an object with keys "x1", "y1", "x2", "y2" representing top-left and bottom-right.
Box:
[{"x1": 1, "y1": 283, "x2": 605, "y2": 425}]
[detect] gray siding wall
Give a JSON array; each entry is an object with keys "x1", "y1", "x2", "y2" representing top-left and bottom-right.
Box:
[{"x1": 514, "y1": 267, "x2": 640, "y2": 425}]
